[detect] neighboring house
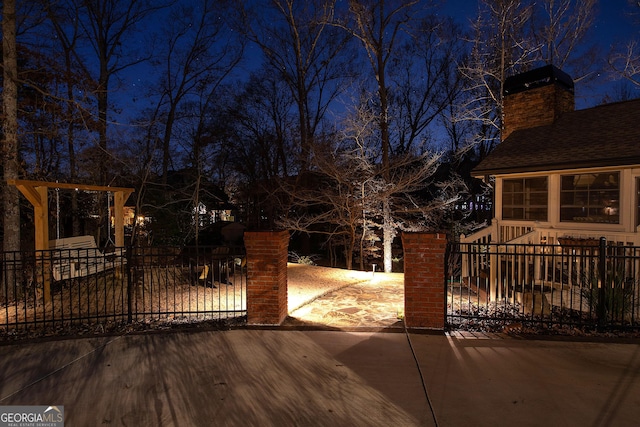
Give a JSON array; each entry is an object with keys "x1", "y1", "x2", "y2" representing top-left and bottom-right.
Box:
[{"x1": 464, "y1": 65, "x2": 640, "y2": 247}]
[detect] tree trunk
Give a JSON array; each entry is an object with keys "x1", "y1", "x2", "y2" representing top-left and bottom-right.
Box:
[
  {"x1": 161, "y1": 103, "x2": 177, "y2": 187},
  {"x1": 2, "y1": 0, "x2": 21, "y2": 299},
  {"x1": 382, "y1": 198, "x2": 393, "y2": 273},
  {"x1": 97, "y1": 73, "x2": 109, "y2": 185},
  {"x1": 65, "y1": 51, "x2": 81, "y2": 237},
  {"x1": 378, "y1": 36, "x2": 392, "y2": 273}
]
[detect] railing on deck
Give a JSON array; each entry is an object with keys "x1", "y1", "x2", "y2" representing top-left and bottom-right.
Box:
[
  {"x1": 0, "y1": 246, "x2": 247, "y2": 337},
  {"x1": 462, "y1": 221, "x2": 640, "y2": 247},
  {"x1": 448, "y1": 238, "x2": 640, "y2": 331}
]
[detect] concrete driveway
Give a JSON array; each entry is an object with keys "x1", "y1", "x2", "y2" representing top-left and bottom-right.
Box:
[{"x1": 1, "y1": 330, "x2": 639, "y2": 426}]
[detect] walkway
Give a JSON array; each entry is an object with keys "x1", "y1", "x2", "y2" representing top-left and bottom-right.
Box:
[{"x1": 284, "y1": 270, "x2": 405, "y2": 329}]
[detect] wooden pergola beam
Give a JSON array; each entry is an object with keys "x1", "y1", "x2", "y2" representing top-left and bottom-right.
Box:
[
  {"x1": 9, "y1": 179, "x2": 134, "y2": 193},
  {"x1": 8, "y1": 179, "x2": 134, "y2": 304},
  {"x1": 7, "y1": 179, "x2": 134, "y2": 251}
]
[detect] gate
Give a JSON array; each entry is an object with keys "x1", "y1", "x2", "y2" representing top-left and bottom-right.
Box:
[{"x1": 447, "y1": 238, "x2": 640, "y2": 332}]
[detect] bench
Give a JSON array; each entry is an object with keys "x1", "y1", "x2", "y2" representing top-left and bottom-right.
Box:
[{"x1": 49, "y1": 236, "x2": 125, "y2": 281}]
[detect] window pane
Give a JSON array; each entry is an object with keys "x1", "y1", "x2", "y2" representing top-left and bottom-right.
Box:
[
  {"x1": 560, "y1": 172, "x2": 619, "y2": 224},
  {"x1": 528, "y1": 178, "x2": 547, "y2": 191},
  {"x1": 502, "y1": 177, "x2": 548, "y2": 220},
  {"x1": 504, "y1": 180, "x2": 522, "y2": 192},
  {"x1": 530, "y1": 193, "x2": 547, "y2": 205},
  {"x1": 529, "y1": 207, "x2": 547, "y2": 221}
]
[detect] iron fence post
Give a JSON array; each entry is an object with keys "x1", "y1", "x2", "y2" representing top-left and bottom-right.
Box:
[
  {"x1": 126, "y1": 246, "x2": 133, "y2": 324},
  {"x1": 598, "y1": 237, "x2": 607, "y2": 330}
]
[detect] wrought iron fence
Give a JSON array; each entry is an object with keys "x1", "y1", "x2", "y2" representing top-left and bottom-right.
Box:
[
  {"x1": 447, "y1": 238, "x2": 640, "y2": 332},
  {"x1": 0, "y1": 246, "x2": 246, "y2": 337}
]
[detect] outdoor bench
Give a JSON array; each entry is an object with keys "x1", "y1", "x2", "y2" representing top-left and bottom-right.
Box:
[{"x1": 48, "y1": 235, "x2": 125, "y2": 281}]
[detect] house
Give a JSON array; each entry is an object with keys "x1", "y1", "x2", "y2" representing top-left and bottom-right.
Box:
[
  {"x1": 465, "y1": 65, "x2": 640, "y2": 247},
  {"x1": 455, "y1": 66, "x2": 640, "y2": 314}
]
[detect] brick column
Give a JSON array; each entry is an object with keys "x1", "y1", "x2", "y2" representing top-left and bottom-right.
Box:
[
  {"x1": 244, "y1": 230, "x2": 289, "y2": 325},
  {"x1": 402, "y1": 232, "x2": 447, "y2": 330}
]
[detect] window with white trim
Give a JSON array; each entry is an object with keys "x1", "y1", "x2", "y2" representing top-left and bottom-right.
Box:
[
  {"x1": 502, "y1": 177, "x2": 548, "y2": 221},
  {"x1": 560, "y1": 172, "x2": 619, "y2": 224}
]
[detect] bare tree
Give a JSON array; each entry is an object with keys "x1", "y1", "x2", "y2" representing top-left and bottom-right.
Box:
[
  {"x1": 276, "y1": 150, "x2": 366, "y2": 270},
  {"x1": 73, "y1": 0, "x2": 165, "y2": 185},
  {"x1": 608, "y1": 1, "x2": 640, "y2": 87},
  {"x1": 171, "y1": 82, "x2": 237, "y2": 244},
  {"x1": 276, "y1": 92, "x2": 384, "y2": 270},
  {"x1": 389, "y1": 16, "x2": 468, "y2": 154},
  {"x1": 155, "y1": 0, "x2": 244, "y2": 186},
  {"x1": 40, "y1": 2, "x2": 98, "y2": 235},
  {"x1": 332, "y1": 0, "x2": 470, "y2": 272},
  {"x1": 228, "y1": 70, "x2": 297, "y2": 182},
  {"x1": 440, "y1": 53, "x2": 475, "y2": 154},
  {"x1": 107, "y1": 106, "x2": 166, "y2": 245},
  {"x1": 278, "y1": 87, "x2": 462, "y2": 270},
  {"x1": 460, "y1": 0, "x2": 536, "y2": 156},
  {"x1": 239, "y1": 0, "x2": 353, "y2": 172},
  {"x1": 531, "y1": 0, "x2": 598, "y2": 77},
  {"x1": 610, "y1": 41, "x2": 640, "y2": 88},
  {"x1": 225, "y1": 70, "x2": 298, "y2": 229},
  {"x1": 33, "y1": 0, "x2": 167, "y2": 245},
  {"x1": 336, "y1": 0, "x2": 419, "y2": 272}
]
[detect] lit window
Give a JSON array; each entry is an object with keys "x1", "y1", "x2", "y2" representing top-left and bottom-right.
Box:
[
  {"x1": 502, "y1": 177, "x2": 548, "y2": 220},
  {"x1": 560, "y1": 173, "x2": 619, "y2": 223}
]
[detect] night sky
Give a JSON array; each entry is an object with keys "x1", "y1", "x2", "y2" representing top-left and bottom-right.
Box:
[
  {"x1": 118, "y1": 1, "x2": 639, "y2": 121},
  {"x1": 437, "y1": 0, "x2": 639, "y2": 106}
]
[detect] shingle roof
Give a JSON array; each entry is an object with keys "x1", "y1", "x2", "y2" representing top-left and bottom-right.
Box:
[{"x1": 472, "y1": 98, "x2": 640, "y2": 176}]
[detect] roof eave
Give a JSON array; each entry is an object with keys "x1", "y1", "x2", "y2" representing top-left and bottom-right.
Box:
[{"x1": 472, "y1": 158, "x2": 640, "y2": 177}]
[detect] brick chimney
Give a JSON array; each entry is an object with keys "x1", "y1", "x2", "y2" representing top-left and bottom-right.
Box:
[{"x1": 502, "y1": 65, "x2": 575, "y2": 141}]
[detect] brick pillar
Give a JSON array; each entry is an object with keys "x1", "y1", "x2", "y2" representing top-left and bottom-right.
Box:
[
  {"x1": 244, "y1": 230, "x2": 289, "y2": 325},
  {"x1": 402, "y1": 232, "x2": 447, "y2": 330}
]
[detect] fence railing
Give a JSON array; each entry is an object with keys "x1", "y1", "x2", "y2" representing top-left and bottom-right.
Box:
[
  {"x1": 0, "y1": 246, "x2": 246, "y2": 337},
  {"x1": 448, "y1": 238, "x2": 640, "y2": 331}
]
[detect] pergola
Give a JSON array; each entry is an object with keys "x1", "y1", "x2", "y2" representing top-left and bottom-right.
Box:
[{"x1": 8, "y1": 179, "x2": 134, "y2": 251}]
